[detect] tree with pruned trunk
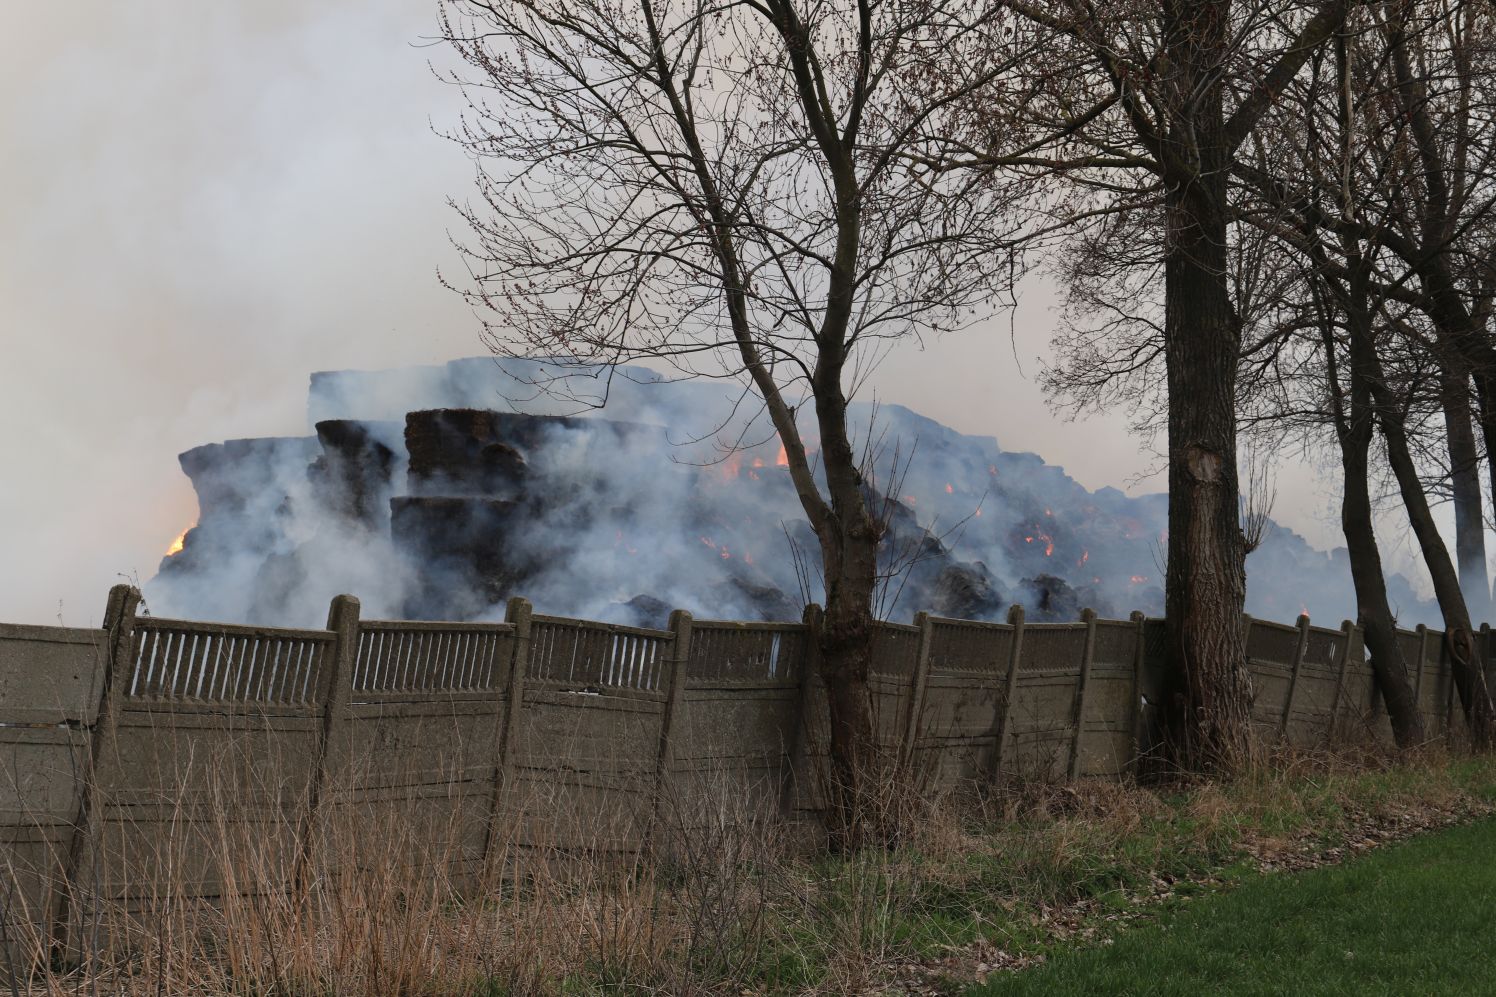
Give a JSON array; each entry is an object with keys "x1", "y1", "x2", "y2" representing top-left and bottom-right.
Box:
[
  {"x1": 934, "y1": 0, "x2": 1361, "y2": 770},
  {"x1": 434, "y1": 0, "x2": 1035, "y2": 843},
  {"x1": 1027, "y1": 1, "x2": 1496, "y2": 746}
]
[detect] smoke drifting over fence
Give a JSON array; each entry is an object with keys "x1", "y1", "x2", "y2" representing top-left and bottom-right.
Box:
[{"x1": 147, "y1": 357, "x2": 1437, "y2": 629}]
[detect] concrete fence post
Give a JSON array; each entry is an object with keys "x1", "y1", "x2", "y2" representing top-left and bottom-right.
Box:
[
  {"x1": 52, "y1": 583, "x2": 141, "y2": 956},
  {"x1": 991, "y1": 604, "x2": 1025, "y2": 784},
  {"x1": 482, "y1": 596, "x2": 532, "y2": 875},
  {"x1": 781, "y1": 604, "x2": 822, "y2": 818},
  {"x1": 1280, "y1": 614, "x2": 1311, "y2": 743},
  {"x1": 1444, "y1": 629, "x2": 1459, "y2": 736},
  {"x1": 1413, "y1": 624, "x2": 1431, "y2": 724},
  {"x1": 901, "y1": 612, "x2": 934, "y2": 769},
  {"x1": 1324, "y1": 620, "x2": 1355, "y2": 747},
  {"x1": 653, "y1": 610, "x2": 693, "y2": 826},
  {"x1": 1067, "y1": 608, "x2": 1097, "y2": 781},
  {"x1": 1128, "y1": 611, "x2": 1148, "y2": 776},
  {"x1": 295, "y1": 593, "x2": 358, "y2": 894},
  {"x1": 1482, "y1": 623, "x2": 1493, "y2": 709}
]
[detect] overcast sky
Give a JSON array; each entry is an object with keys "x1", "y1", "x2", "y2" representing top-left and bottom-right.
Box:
[{"x1": 0, "y1": 1, "x2": 1391, "y2": 626}]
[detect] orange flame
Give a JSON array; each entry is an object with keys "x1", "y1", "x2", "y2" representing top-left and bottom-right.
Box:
[
  {"x1": 165, "y1": 527, "x2": 190, "y2": 557},
  {"x1": 776, "y1": 445, "x2": 789, "y2": 466},
  {"x1": 1129, "y1": 575, "x2": 1148, "y2": 584},
  {"x1": 945, "y1": 483, "x2": 954, "y2": 494}
]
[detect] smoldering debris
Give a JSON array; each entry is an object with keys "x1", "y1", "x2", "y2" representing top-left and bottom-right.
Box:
[{"x1": 147, "y1": 357, "x2": 1439, "y2": 628}]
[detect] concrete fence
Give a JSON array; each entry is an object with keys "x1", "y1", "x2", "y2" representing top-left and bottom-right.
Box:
[{"x1": 0, "y1": 585, "x2": 1490, "y2": 951}]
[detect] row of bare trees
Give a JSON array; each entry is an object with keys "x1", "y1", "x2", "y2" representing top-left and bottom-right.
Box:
[
  {"x1": 1039, "y1": 0, "x2": 1496, "y2": 749},
  {"x1": 435, "y1": 0, "x2": 1496, "y2": 840}
]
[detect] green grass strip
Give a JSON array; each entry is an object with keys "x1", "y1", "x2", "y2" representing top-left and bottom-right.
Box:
[{"x1": 971, "y1": 814, "x2": 1496, "y2": 996}]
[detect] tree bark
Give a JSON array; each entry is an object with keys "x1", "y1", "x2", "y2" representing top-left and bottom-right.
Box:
[
  {"x1": 813, "y1": 366, "x2": 884, "y2": 846},
  {"x1": 1156, "y1": 1, "x2": 1254, "y2": 771},
  {"x1": 1328, "y1": 280, "x2": 1424, "y2": 747},
  {"x1": 1368, "y1": 356, "x2": 1495, "y2": 745},
  {"x1": 1441, "y1": 363, "x2": 1493, "y2": 624},
  {"x1": 1341, "y1": 451, "x2": 1425, "y2": 748},
  {"x1": 1160, "y1": 190, "x2": 1255, "y2": 769}
]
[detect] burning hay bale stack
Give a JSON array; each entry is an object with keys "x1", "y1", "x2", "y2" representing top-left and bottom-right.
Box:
[{"x1": 145, "y1": 357, "x2": 1441, "y2": 630}]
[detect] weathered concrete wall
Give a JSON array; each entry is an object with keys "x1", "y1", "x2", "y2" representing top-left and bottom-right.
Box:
[
  {"x1": 0, "y1": 623, "x2": 107, "y2": 937},
  {"x1": 2, "y1": 587, "x2": 1491, "y2": 951}
]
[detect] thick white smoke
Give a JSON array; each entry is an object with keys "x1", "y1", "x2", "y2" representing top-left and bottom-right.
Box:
[{"x1": 145, "y1": 357, "x2": 1440, "y2": 631}]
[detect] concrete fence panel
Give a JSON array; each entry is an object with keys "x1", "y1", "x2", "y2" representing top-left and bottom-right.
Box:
[
  {"x1": 673, "y1": 621, "x2": 809, "y2": 822},
  {"x1": 1, "y1": 583, "x2": 1491, "y2": 946},
  {"x1": 1245, "y1": 617, "x2": 1301, "y2": 736},
  {"x1": 504, "y1": 615, "x2": 672, "y2": 849},
  {"x1": 84, "y1": 617, "x2": 331, "y2": 910},
  {"x1": 916, "y1": 617, "x2": 1011, "y2": 786},
  {"x1": 0, "y1": 622, "x2": 108, "y2": 940},
  {"x1": 335, "y1": 619, "x2": 516, "y2": 889},
  {"x1": 1007, "y1": 623, "x2": 1088, "y2": 781},
  {"x1": 1072, "y1": 618, "x2": 1141, "y2": 778}
]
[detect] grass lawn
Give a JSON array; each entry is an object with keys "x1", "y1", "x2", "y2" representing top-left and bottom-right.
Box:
[{"x1": 971, "y1": 813, "x2": 1496, "y2": 996}]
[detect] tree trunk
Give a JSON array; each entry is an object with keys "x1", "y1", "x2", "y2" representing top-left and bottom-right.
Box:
[
  {"x1": 811, "y1": 354, "x2": 885, "y2": 846},
  {"x1": 816, "y1": 527, "x2": 879, "y2": 848},
  {"x1": 1369, "y1": 362, "x2": 1495, "y2": 745},
  {"x1": 1160, "y1": 180, "x2": 1254, "y2": 771},
  {"x1": 1440, "y1": 363, "x2": 1492, "y2": 625},
  {"x1": 1156, "y1": 0, "x2": 1254, "y2": 772},
  {"x1": 1334, "y1": 293, "x2": 1424, "y2": 746}
]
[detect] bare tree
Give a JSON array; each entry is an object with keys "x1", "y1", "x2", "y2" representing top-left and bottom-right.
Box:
[
  {"x1": 942, "y1": 0, "x2": 1359, "y2": 769},
  {"x1": 1231, "y1": 1, "x2": 1496, "y2": 743},
  {"x1": 435, "y1": 0, "x2": 1033, "y2": 841}
]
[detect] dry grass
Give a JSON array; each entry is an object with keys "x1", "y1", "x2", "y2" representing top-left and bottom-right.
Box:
[{"x1": 0, "y1": 731, "x2": 1492, "y2": 995}]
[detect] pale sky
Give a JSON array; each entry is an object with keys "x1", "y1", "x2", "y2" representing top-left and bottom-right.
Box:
[{"x1": 0, "y1": 2, "x2": 1384, "y2": 626}]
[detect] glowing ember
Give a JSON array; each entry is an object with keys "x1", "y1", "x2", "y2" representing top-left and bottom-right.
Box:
[
  {"x1": 165, "y1": 528, "x2": 189, "y2": 557},
  {"x1": 1129, "y1": 575, "x2": 1148, "y2": 584},
  {"x1": 945, "y1": 483, "x2": 953, "y2": 494}
]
